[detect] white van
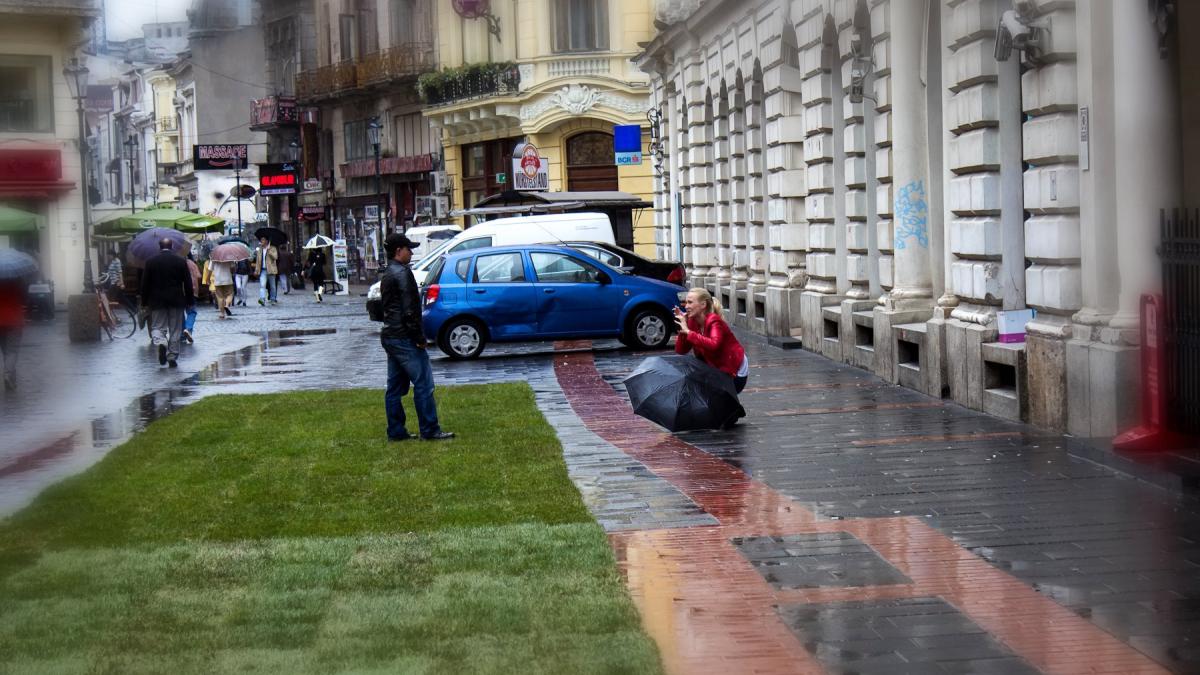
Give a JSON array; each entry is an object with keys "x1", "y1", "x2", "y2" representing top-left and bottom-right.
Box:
[
  {"x1": 404, "y1": 224, "x2": 463, "y2": 263},
  {"x1": 408, "y1": 212, "x2": 614, "y2": 285}
]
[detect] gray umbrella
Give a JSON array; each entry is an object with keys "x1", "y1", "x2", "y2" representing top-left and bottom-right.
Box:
[
  {"x1": 623, "y1": 354, "x2": 745, "y2": 432},
  {"x1": 0, "y1": 248, "x2": 38, "y2": 280}
]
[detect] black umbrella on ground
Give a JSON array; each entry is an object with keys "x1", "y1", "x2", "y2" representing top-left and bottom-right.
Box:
[
  {"x1": 623, "y1": 354, "x2": 745, "y2": 432},
  {"x1": 254, "y1": 227, "x2": 288, "y2": 246}
]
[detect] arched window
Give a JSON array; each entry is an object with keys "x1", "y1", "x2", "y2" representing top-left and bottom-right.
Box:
[{"x1": 566, "y1": 131, "x2": 617, "y2": 191}]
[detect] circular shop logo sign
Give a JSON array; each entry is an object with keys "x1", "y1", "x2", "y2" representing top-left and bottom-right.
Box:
[{"x1": 520, "y1": 144, "x2": 541, "y2": 179}]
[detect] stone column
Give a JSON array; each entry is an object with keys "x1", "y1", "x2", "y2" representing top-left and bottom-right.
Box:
[
  {"x1": 1023, "y1": 2, "x2": 1081, "y2": 431},
  {"x1": 765, "y1": 60, "x2": 807, "y2": 338},
  {"x1": 688, "y1": 96, "x2": 715, "y2": 289},
  {"x1": 799, "y1": 14, "x2": 844, "y2": 353},
  {"x1": 873, "y1": 0, "x2": 934, "y2": 381},
  {"x1": 729, "y1": 83, "x2": 749, "y2": 310},
  {"x1": 1106, "y1": 0, "x2": 1179, "y2": 341},
  {"x1": 713, "y1": 94, "x2": 733, "y2": 304},
  {"x1": 1067, "y1": 0, "x2": 1127, "y2": 437},
  {"x1": 841, "y1": 18, "x2": 882, "y2": 368},
  {"x1": 745, "y1": 73, "x2": 769, "y2": 331}
]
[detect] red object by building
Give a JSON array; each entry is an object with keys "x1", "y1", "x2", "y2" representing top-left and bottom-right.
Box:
[
  {"x1": 1113, "y1": 294, "x2": 1183, "y2": 452},
  {"x1": 0, "y1": 148, "x2": 75, "y2": 198}
]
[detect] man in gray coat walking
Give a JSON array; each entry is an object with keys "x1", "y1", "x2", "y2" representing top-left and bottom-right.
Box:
[{"x1": 140, "y1": 238, "x2": 194, "y2": 368}]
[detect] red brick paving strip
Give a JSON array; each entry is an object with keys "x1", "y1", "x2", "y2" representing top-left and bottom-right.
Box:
[{"x1": 554, "y1": 350, "x2": 1170, "y2": 675}]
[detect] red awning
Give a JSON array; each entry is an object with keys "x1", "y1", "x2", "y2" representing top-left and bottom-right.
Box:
[{"x1": 0, "y1": 180, "x2": 77, "y2": 199}]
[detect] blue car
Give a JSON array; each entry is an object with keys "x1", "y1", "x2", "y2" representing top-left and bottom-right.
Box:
[{"x1": 421, "y1": 244, "x2": 686, "y2": 359}]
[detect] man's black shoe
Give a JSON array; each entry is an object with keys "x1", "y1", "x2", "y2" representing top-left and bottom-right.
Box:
[
  {"x1": 421, "y1": 431, "x2": 455, "y2": 441},
  {"x1": 158, "y1": 344, "x2": 167, "y2": 365},
  {"x1": 168, "y1": 360, "x2": 178, "y2": 368},
  {"x1": 388, "y1": 435, "x2": 413, "y2": 442}
]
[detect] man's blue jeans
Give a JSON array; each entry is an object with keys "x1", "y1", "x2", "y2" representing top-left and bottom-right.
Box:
[
  {"x1": 382, "y1": 336, "x2": 441, "y2": 439},
  {"x1": 259, "y1": 274, "x2": 277, "y2": 302}
]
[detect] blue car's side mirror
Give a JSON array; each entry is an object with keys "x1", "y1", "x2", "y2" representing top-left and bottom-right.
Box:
[{"x1": 596, "y1": 270, "x2": 612, "y2": 285}]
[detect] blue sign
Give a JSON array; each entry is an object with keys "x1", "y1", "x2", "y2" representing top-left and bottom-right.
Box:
[{"x1": 614, "y1": 125, "x2": 643, "y2": 166}]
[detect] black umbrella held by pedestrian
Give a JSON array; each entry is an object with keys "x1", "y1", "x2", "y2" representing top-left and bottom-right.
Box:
[
  {"x1": 623, "y1": 354, "x2": 746, "y2": 432},
  {"x1": 254, "y1": 227, "x2": 288, "y2": 246}
]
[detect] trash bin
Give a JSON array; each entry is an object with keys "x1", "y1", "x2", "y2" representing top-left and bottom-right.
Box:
[{"x1": 26, "y1": 281, "x2": 54, "y2": 321}]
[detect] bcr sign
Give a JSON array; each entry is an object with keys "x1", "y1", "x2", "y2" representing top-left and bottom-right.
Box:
[{"x1": 512, "y1": 142, "x2": 548, "y2": 191}]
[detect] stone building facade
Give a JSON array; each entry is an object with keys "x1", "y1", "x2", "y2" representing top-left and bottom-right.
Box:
[
  {"x1": 636, "y1": 0, "x2": 1189, "y2": 437},
  {"x1": 0, "y1": 0, "x2": 99, "y2": 298},
  {"x1": 427, "y1": 0, "x2": 658, "y2": 253}
]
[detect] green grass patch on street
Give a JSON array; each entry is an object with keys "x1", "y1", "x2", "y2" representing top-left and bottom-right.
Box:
[{"x1": 0, "y1": 385, "x2": 662, "y2": 675}]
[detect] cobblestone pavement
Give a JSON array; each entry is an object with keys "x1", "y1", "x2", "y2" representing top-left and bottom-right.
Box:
[
  {"x1": 3, "y1": 294, "x2": 1198, "y2": 674},
  {"x1": 572, "y1": 341, "x2": 1200, "y2": 674}
]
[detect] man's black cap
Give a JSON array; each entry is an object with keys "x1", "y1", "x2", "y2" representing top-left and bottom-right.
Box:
[{"x1": 384, "y1": 233, "x2": 420, "y2": 256}]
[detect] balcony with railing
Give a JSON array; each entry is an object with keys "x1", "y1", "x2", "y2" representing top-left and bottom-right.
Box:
[
  {"x1": 420, "y1": 62, "x2": 522, "y2": 107},
  {"x1": 357, "y1": 43, "x2": 436, "y2": 87},
  {"x1": 158, "y1": 116, "x2": 178, "y2": 132},
  {"x1": 295, "y1": 61, "x2": 358, "y2": 102}
]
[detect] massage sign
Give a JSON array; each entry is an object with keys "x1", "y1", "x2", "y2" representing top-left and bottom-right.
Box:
[
  {"x1": 193, "y1": 144, "x2": 248, "y2": 171},
  {"x1": 512, "y1": 142, "x2": 548, "y2": 191},
  {"x1": 258, "y1": 163, "x2": 299, "y2": 196}
]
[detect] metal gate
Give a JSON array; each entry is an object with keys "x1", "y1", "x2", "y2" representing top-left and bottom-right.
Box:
[{"x1": 1161, "y1": 208, "x2": 1200, "y2": 434}]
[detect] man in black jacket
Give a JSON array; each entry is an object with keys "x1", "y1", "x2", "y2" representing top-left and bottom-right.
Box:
[
  {"x1": 380, "y1": 233, "x2": 453, "y2": 441},
  {"x1": 140, "y1": 238, "x2": 194, "y2": 368}
]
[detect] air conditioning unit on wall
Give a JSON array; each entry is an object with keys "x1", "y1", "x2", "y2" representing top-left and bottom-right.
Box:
[{"x1": 416, "y1": 195, "x2": 450, "y2": 218}]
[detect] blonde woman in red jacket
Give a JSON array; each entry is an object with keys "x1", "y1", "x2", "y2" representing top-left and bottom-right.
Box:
[{"x1": 673, "y1": 287, "x2": 750, "y2": 392}]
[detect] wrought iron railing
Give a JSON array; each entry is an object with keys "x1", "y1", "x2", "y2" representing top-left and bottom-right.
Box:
[
  {"x1": 158, "y1": 116, "x2": 177, "y2": 131},
  {"x1": 295, "y1": 61, "x2": 358, "y2": 101},
  {"x1": 422, "y1": 63, "x2": 521, "y2": 106},
  {"x1": 1161, "y1": 208, "x2": 1200, "y2": 434},
  {"x1": 357, "y1": 43, "x2": 436, "y2": 86}
]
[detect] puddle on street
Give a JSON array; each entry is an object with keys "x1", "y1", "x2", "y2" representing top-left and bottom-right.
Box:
[{"x1": 0, "y1": 329, "x2": 345, "y2": 516}]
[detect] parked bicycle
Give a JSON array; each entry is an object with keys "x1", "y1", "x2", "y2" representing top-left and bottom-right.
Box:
[{"x1": 96, "y1": 273, "x2": 137, "y2": 340}]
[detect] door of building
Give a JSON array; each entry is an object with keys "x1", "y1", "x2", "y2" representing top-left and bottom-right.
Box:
[{"x1": 566, "y1": 132, "x2": 618, "y2": 192}]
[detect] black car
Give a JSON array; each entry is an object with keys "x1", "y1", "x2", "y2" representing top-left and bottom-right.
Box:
[{"x1": 566, "y1": 241, "x2": 686, "y2": 287}]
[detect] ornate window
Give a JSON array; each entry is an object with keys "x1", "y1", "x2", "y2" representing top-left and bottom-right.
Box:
[
  {"x1": 553, "y1": 0, "x2": 609, "y2": 53},
  {"x1": 566, "y1": 132, "x2": 617, "y2": 192}
]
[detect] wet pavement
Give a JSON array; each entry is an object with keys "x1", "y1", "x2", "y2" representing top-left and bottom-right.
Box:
[{"x1": 2, "y1": 294, "x2": 1198, "y2": 673}]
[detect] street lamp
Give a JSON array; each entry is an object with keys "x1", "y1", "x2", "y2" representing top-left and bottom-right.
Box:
[
  {"x1": 124, "y1": 134, "x2": 139, "y2": 214},
  {"x1": 367, "y1": 117, "x2": 386, "y2": 233},
  {"x1": 62, "y1": 57, "x2": 94, "y2": 294}
]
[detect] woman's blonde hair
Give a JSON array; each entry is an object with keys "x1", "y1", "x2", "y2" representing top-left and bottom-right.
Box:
[{"x1": 689, "y1": 287, "x2": 722, "y2": 315}]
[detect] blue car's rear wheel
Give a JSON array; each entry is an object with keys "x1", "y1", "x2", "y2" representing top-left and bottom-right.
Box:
[
  {"x1": 626, "y1": 307, "x2": 672, "y2": 350},
  {"x1": 438, "y1": 317, "x2": 487, "y2": 360}
]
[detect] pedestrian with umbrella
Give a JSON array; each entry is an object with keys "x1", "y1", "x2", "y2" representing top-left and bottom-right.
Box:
[
  {"x1": 303, "y1": 235, "x2": 333, "y2": 303},
  {"x1": 126, "y1": 227, "x2": 190, "y2": 268},
  {"x1": 209, "y1": 242, "x2": 249, "y2": 318},
  {"x1": 140, "y1": 238, "x2": 194, "y2": 368},
  {"x1": 0, "y1": 248, "x2": 37, "y2": 391},
  {"x1": 674, "y1": 287, "x2": 750, "y2": 393},
  {"x1": 621, "y1": 287, "x2": 750, "y2": 431},
  {"x1": 253, "y1": 228, "x2": 285, "y2": 305}
]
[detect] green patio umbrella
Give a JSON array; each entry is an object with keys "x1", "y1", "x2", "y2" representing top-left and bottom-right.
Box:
[
  {"x1": 94, "y1": 207, "x2": 225, "y2": 237},
  {"x1": 0, "y1": 205, "x2": 41, "y2": 233}
]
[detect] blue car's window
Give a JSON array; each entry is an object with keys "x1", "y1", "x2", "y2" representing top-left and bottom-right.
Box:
[
  {"x1": 531, "y1": 252, "x2": 602, "y2": 284},
  {"x1": 473, "y1": 252, "x2": 526, "y2": 283},
  {"x1": 426, "y1": 257, "x2": 447, "y2": 285},
  {"x1": 454, "y1": 257, "x2": 471, "y2": 282}
]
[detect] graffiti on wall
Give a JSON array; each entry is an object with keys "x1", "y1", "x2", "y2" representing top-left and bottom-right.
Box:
[{"x1": 894, "y1": 179, "x2": 929, "y2": 250}]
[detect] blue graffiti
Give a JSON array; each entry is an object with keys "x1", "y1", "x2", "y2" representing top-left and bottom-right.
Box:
[{"x1": 894, "y1": 179, "x2": 929, "y2": 250}]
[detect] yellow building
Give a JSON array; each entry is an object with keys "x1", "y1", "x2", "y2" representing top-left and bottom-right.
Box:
[
  {"x1": 146, "y1": 69, "x2": 181, "y2": 205},
  {"x1": 426, "y1": 0, "x2": 657, "y2": 255}
]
